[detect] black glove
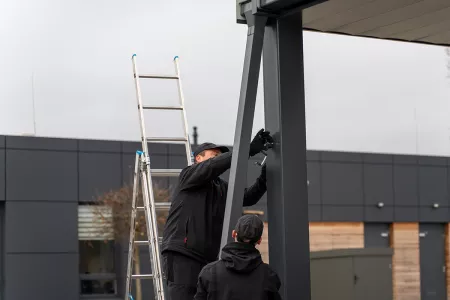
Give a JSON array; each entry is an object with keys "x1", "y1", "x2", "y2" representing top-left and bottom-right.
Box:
[{"x1": 249, "y1": 128, "x2": 271, "y2": 157}]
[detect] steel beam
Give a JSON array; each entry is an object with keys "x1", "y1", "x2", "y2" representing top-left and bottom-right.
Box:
[
  {"x1": 263, "y1": 11, "x2": 311, "y2": 300},
  {"x1": 220, "y1": 12, "x2": 268, "y2": 252}
]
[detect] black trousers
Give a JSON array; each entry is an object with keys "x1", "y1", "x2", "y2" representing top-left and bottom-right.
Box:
[{"x1": 162, "y1": 251, "x2": 206, "y2": 300}]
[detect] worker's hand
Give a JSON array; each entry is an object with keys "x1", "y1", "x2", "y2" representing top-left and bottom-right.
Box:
[{"x1": 249, "y1": 128, "x2": 271, "y2": 157}]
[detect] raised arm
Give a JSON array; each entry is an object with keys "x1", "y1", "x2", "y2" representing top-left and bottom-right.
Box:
[
  {"x1": 243, "y1": 165, "x2": 267, "y2": 206},
  {"x1": 179, "y1": 152, "x2": 232, "y2": 190}
]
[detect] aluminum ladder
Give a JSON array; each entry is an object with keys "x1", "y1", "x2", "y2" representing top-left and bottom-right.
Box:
[{"x1": 125, "y1": 54, "x2": 194, "y2": 300}]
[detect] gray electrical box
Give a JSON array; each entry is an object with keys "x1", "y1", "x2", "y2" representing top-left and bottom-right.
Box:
[{"x1": 310, "y1": 248, "x2": 393, "y2": 300}]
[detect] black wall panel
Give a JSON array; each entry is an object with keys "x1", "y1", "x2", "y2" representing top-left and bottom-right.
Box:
[
  {"x1": 394, "y1": 207, "x2": 419, "y2": 222},
  {"x1": 6, "y1": 150, "x2": 77, "y2": 202},
  {"x1": 5, "y1": 202, "x2": 77, "y2": 253},
  {"x1": 6, "y1": 136, "x2": 77, "y2": 151},
  {"x1": 121, "y1": 141, "x2": 168, "y2": 155},
  {"x1": 364, "y1": 206, "x2": 394, "y2": 222},
  {"x1": 0, "y1": 136, "x2": 5, "y2": 148},
  {"x1": 5, "y1": 253, "x2": 78, "y2": 300},
  {"x1": 169, "y1": 154, "x2": 189, "y2": 169},
  {"x1": 364, "y1": 164, "x2": 394, "y2": 206},
  {"x1": 419, "y1": 207, "x2": 449, "y2": 223},
  {"x1": 0, "y1": 202, "x2": 4, "y2": 300},
  {"x1": 418, "y1": 166, "x2": 448, "y2": 207},
  {"x1": 0, "y1": 150, "x2": 4, "y2": 201},
  {"x1": 322, "y1": 206, "x2": 363, "y2": 221},
  {"x1": 364, "y1": 223, "x2": 390, "y2": 248},
  {"x1": 307, "y1": 162, "x2": 321, "y2": 205},
  {"x1": 308, "y1": 205, "x2": 321, "y2": 221},
  {"x1": 79, "y1": 152, "x2": 121, "y2": 202},
  {"x1": 321, "y1": 151, "x2": 362, "y2": 163},
  {"x1": 78, "y1": 139, "x2": 121, "y2": 152},
  {"x1": 362, "y1": 153, "x2": 393, "y2": 164},
  {"x1": 393, "y1": 165, "x2": 418, "y2": 206},
  {"x1": 321, "y1": 163, "x2": 364, "y2": 206}
]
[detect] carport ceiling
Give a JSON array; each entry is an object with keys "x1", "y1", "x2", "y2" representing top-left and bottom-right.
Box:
[{"x1": 302, "y1": 0, "x2": 450, "y2": 47}]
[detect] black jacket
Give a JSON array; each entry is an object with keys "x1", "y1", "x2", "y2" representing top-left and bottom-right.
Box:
[
  {"x1": 161, "y1": 152, "x2": 266, "y2": 263},
  {"x1": 194, "y1": 242, "x2": 282, "y2": 300}
]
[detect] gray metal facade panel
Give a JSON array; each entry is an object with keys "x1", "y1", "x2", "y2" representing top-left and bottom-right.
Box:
[
  {"x1": 308, "y1": 205, "x2": 321, "y2": 221},
  {"x1": 393, "y1": 155, "x2": 417, "y2": 165},
  {"x1": 419, "y1": 223, "x2": 447, "y2": 299},
  {"x1": 362, "y1": 153, "x2": 393, "y2": 164},
  {"x1": 306, "y1": 150, "x2": 320, "y2": 161},
  {"x1": 393, "y1": 165, "x2": 419, "y2": 206},
  {"x1": 394, "y1": 206, "x2": 419, "y2": 222},
  {"x1": 0, "y1": 150, "x2": 4, "y2": 201},
  {"x1": 121, "y1": 141, "x2": 168, "y2": 155},
  {"x1": 0, "y1": 136, "x2": 4, "y2": 148},
  {"x1": 307, "y1": 162, "x2": 321, "y2": 205},
  {"x1": 364, "y1": 164, "x2": 394, "y2": 206},
  {"x1": 6, "y1": 150, "x2": 78, "y2": 201},
  {"x1": 168, "y1": 144, "x2": 186, "y2": 156},
  {"x1": 419, "y1": 206, "x2": 449, "y2": 223},
  {"x1": 322, "y1": 206, "x2": 363, "y2": 221},
  {"x1": 5, "y1": 253, "x2": 79, "y2": 300},
  {"x1": 321, "y1": 162, "x2": 364, "y2": 205},
  {"x1": 364, "y1": 223, "x2": 390, "y2": 248},
  {"x1": 78, "y1": 139, "x2": 121, "y2": 152},
  {"x1": 5, "y1": 136, "x2": 77, "y2": 151},
  {"x1": 78, "y1": 152, "x2": 122, "y2": 202},
  {"x1": 364, "y1": 206, "x2": 394, "y2": 223},
  {"x1": 168, "y1": 154, "x2": 188, "y2": 169},
  {"x1": 5, "y1": 201, "x2": 78, "y2": 253},
  {"x1": 418, "y1": 166, "x2": 448, "y2": 207}
]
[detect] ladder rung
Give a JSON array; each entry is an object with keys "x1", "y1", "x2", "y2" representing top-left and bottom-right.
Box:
[
  {"x1": 132, "y1": 274, "x2": 153, "y2": 279},
  {"x1": 151, "y1": 169, "x2": 182, "y2": 177},
  {"x1": 134, "y1": 238, "x2": 163, "y2": 244},
  {"x1": 143, "y1": 105, "x2": 183, "y2": 111},
  {"x1": 134, "y1": 240, "x2": 149, "y2": 245},
  {"x1": 146, "y1": 137, "x2": 188, "y2": 143},
  {"x1": 136, "y1": 203, "x2": 171, "y2": 210},
  {"x1": 138, "y1": 74, "x2": 179, "y2": 79}
]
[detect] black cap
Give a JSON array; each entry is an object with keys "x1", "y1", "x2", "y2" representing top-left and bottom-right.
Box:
[
  {"x1": 234, "y1": 214, "x2": 264, "y2": 244},
  {"x1": 193, "y1": 142, "x2": 229, "y2": 158}
]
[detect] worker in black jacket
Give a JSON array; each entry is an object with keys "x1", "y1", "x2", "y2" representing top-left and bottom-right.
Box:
[
  {"x1": 161, "y1": 129, "x2": 272, "y2": 300},
  {"x1": 194, "y1": 214, "x2": 282, "y2": 300}
]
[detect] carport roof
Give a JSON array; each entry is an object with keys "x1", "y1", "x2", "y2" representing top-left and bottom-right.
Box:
[{"x1": 302, "y1": 0, "x2": 450, "y2": 47}]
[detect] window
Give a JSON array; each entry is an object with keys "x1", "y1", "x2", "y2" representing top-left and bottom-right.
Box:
[{"x1": 78, "y1": 204, "x2": 116, "y2": 296}]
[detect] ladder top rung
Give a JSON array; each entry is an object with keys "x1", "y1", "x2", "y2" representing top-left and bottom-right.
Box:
[
  {"x1": 151, "y1": 169, "x2": 182, "y2": 177},
  {"x1": 142, "y1": 105, "x2": 184, "y2": 111},
  {"x1": 132, "y1": 274, "x2": 153, "y2": 279},
  {"x1": 138, "y1": 74, "x2": 179, "y2": 79},
  {"x1": 146, "y1": 137, "x2": 188, "y2": 143}
]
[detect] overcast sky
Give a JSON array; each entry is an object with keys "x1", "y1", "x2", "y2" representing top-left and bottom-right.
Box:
[{"x1": 1, "y1": 0, "x2": 450, "y2": 156}]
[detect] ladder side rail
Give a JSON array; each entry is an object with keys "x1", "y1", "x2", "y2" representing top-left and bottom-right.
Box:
[
  {"x1": 173, "y1": 56, "x2": 194, "y2": 166},
  {"x1": 141, "y1": 167, "x2": 165, "y2": 300},
  {"x1": 124, "y1": 152, "x2": 141, "y2": 300},
  {"x1": 131, "y1": 54, "x2": 151, "y2": 157}
]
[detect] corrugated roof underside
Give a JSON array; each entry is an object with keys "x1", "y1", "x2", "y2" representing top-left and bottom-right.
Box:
[{"x1": 303, "y1": 0, "x2": 450, "y2": 46}]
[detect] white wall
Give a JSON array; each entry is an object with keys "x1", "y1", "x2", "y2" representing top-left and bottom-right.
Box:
[{"x1": 1, "y1": 0, "x2": 449, "y2": 156}]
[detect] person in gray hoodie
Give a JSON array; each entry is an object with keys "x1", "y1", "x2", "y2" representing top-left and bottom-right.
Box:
[{"x1": 194, "y1": 214, "x2": 282, "y2": 300}]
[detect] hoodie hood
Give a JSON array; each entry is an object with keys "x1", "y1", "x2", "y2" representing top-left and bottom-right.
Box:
[{"x1": 221, "y1": 242, "x2": 263, "y2": 273}]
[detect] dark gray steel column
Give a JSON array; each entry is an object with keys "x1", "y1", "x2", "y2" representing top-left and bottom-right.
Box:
[
  {"x1": 263, "y1": 12, "x2": 311, "y2": 300},
  {"x1": 220, "y1": 12, "x2": 267, "y2": 252}
]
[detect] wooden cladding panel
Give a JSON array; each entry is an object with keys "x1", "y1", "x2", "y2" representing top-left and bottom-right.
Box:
[
  {"x1": 258, "y1": 222, "x2": 364, "y2": 263},
  {"x1": 391, "y1": 223, "x2": 420, "y2": 300},
  {"x1": 309, "y1": 222, "x2": 364, "y2": 252}
]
